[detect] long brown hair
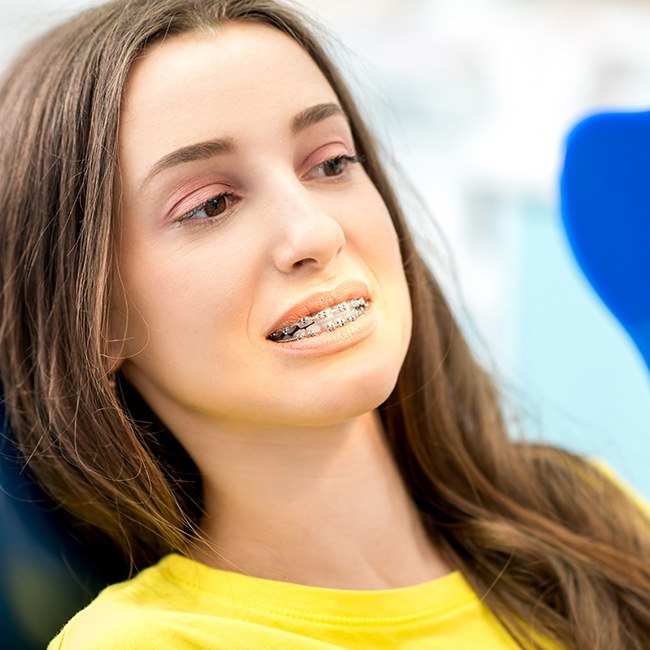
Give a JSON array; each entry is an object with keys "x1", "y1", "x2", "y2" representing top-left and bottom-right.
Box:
[{"x1": 0, "y1": 1, "x2": 648, "y2": 648}]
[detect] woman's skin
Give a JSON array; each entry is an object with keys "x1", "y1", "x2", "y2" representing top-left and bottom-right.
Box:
[{"x1": 111, "y1": 21, "x2": 451, "y2": 589}]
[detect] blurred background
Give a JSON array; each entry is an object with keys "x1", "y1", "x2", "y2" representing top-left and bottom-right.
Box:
[{"x1": 1, "y1": 0, "x2": 648, "y2": 496}]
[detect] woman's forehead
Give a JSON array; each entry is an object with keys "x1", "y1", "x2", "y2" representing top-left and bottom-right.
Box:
[{"x1": 118, "y1": 23, "x2": 340, "y2": 192}]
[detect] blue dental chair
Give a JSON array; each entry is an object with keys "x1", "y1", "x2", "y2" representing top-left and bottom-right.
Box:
[
  {"x1": 560, "y1": 110, "x2": 650, "y2": 372},
  {"x1": 0, "y1": 395, "x2": 126, "y2": 649}
]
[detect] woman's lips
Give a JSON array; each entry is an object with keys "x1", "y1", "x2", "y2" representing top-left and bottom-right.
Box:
[
  {"x1": 267, "y1": 301, "x2": 376, "y2": 355},
  {"x1": 265, "y1": 280, "x2": 371, "y2": 338}
]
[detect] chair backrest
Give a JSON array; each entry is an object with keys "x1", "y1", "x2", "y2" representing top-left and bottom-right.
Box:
[
  {"x1": 560, "y1": 110, "x2": 650, "y2": 373},
  {"x1": 0, "y1": 395, "x2": 122, "y2": 650}
]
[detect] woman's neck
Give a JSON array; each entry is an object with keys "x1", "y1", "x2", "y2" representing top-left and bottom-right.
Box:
[{"x1": 189, "y1": 410, "x2": 451, "y2": 589}]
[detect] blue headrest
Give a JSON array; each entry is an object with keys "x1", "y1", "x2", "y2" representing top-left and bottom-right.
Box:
[{"x1": 560, "y1": 110, "x2": 650, "y2": 371}]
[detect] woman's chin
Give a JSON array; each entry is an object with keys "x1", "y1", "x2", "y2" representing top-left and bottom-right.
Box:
[{"x1": 267, "y1": 366, "x2": 401, "y2": 428}]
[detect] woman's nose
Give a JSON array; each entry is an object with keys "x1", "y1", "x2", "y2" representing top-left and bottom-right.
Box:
[{"x1": 270, "y1": 190, "x2": 346, "y2": 274}]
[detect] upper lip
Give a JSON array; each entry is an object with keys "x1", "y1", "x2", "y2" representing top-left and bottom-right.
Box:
[{"x1": 266, "y1": 280, "x2": 371, "y2": 337}]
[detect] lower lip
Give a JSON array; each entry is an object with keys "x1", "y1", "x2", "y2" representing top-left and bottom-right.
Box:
[{"x1": 266, "y1": 303, "x2": 376, "y2": 356}]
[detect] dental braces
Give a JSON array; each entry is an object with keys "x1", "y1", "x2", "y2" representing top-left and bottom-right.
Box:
[{"x1": 268, "y1": 298, "x2": 368, "y2": 342}]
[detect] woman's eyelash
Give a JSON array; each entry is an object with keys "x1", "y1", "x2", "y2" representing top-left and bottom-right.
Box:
[{"x1": 311, "y1": 153, "x2": 365, "y2": 178}]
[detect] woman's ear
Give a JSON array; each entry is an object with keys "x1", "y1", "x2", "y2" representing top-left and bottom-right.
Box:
[
  {"x1": 105, "y1": 296, "x2": 129, "y2": 374},
  {"x1": 105, "y1": 338, "x2": 125, "y2": 374}
]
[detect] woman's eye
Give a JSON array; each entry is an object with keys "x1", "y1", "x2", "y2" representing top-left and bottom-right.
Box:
[
  {"x1": 309, "y1": 154, "x2": 365, "y2": 179},
  {"x1": 321, "y1": 157, "x2": 346, "y2": 177},
  {"x1": 177, "y1": 192, "x2": 235, "y2": 224}
]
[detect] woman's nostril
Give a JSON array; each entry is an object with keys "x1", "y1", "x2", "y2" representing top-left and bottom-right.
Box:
[{"x1": 292, "y1": 258, "x2": 317, "y2": 270}]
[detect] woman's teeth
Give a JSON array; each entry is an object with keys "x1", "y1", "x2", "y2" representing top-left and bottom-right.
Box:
[{"x1": 268, "y1": 298, "x2": 368, "y2": 342}]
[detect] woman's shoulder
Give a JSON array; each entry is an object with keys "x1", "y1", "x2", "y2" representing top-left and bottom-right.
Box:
[
  {"x1": 47, "y1": 555, "x2": 186, "y2": 649},
  {"x1": 48, "y1": 606, "x2": 163, "y2": 650},
  {"x1": 590, "y1": 459, "x2": 649, "y2": 515},
  {"x1": 518, "y1": 444, "x2": 649, "y2": 516}
]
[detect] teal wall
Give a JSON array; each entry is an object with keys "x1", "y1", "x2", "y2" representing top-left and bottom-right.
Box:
[{"x1": 514, "y1": 199, "x2": 650, "y2": 498}]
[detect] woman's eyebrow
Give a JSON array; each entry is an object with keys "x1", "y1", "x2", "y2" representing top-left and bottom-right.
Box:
[
  {"x1": 139, "y1": 102, "x2": 347, "y2": 193},
  {"x1": 140, "y1": 138, "x2": 235, "y2": 193},
  {"x1": 290, "y1": 102, "x2": 346, "y2": 135}
]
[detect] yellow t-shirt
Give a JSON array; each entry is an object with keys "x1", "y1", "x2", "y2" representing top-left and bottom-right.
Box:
[{"x1": 48, "y1": 553, "x2": 559, "y2": 649}]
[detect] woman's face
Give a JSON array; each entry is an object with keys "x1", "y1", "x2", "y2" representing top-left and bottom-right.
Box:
[{"x1": 113, "y1": 22, "x2": 412, "y2": 432}]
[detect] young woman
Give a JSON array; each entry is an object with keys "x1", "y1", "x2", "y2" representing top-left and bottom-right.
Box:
[{"x1": 0, "y1": 1, "x2": 648, "y2": 648}]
